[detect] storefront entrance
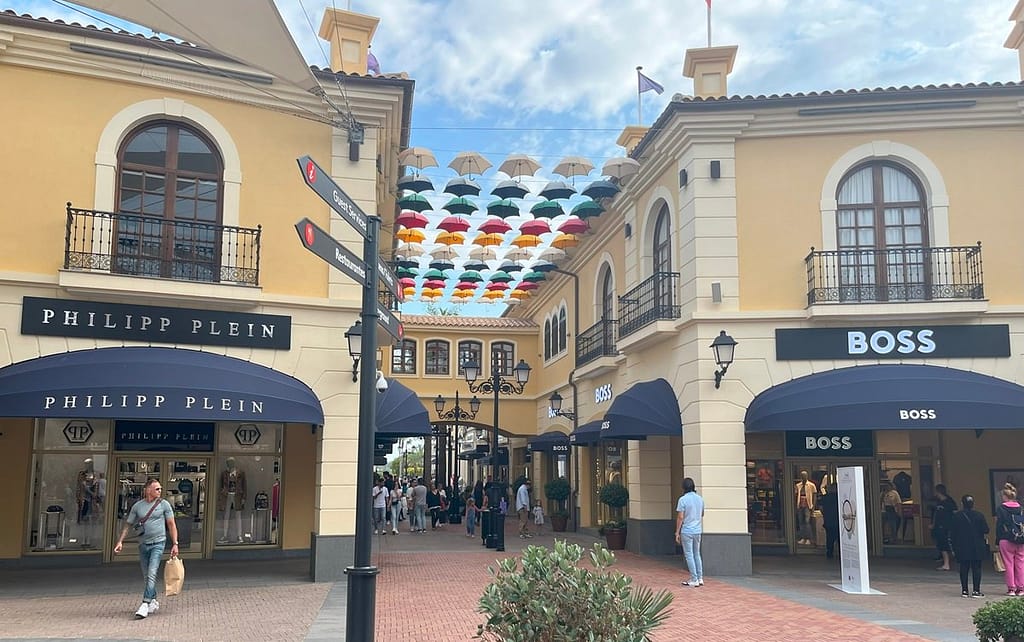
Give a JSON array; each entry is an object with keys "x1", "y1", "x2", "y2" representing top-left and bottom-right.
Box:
[{"x1": 787, "y1": 460, "x2": 875, "y2": 555}]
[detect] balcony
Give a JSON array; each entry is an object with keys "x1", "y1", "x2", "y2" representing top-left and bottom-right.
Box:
[
  {"x1": 618, "y1": 272, "x2": 681, "y2": 338},
  {"x1": 64, "y1": 204, "x2": 261, "y2": 286},
  {"x1": 576, "y1": 318, "x2": 618, "y2": 367},
  {"x1": 806, "y1": 244, "x2": 983, "y2": 306}
]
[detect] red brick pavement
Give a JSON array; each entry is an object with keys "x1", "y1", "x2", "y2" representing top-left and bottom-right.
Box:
[{"x1": 374, "y1": 531, "x2": 930, "y2": 642}]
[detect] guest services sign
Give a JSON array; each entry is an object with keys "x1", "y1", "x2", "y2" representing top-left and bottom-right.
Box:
[{"x1": 21, "y1": 297, "x2": 291, "y2": 349}]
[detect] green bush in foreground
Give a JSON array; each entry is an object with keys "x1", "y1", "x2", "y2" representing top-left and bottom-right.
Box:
[
  {"x1": 974, "y1": 597, "x2": 1024, "y2": 642},
  {"x1": 476, "y1": 540, "x2": 673, "y2": 642}
]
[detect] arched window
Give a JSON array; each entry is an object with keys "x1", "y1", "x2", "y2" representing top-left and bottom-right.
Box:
[
  {"x1": 558, "y1": 306, "x2": 567, "y2": 353},
  {"x1": 425, "y1": 340, "x2": 450, "y2": 375},
  {"x1": 836, "y1": 162, "x2": 928, "y2": 301},
  {"x1": 544, "y1": 319, "x2": 552, "y2": 360},
  {"x1": 458, "y1": 340, "x2": 482, "y2": 376},
  {"x1": 492, "y1": 341, "x2": 514, "y2": 377},
  {"x1": 600, "y1": 268, "x2": 614, "y2": 320},
  {"x1": 653, "y1": 203, "x2": 671, "y2": 274},
  {"x1": 392, "y1": 339, "x2": 417, "y2": 375},
  {"x1": 115, "y1": 121, "x2": 224, "y2": 281}
]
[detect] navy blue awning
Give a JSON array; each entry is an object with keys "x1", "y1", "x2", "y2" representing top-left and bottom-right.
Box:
[
  {"x1": 745, "y1": 364, "x2": 1024, "y2": 433},
  {"x1": 0, "y1": 347, "x2": 323, "y2": 424},
  {"x1": 527, "y1": 430, "x2": 570, "y2": 452},
  {"x1": 376, "y1": 378, "x2": 431, "y2": 437},
  {"x1": 601, "y1": 378, "x2": 682, "y2": 439},
  {"x1": 569, "y1": 420, "x2": 602, "y2": 445}
]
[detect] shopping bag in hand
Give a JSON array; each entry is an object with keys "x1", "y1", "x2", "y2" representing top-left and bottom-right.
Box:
[{"x1": 164, "y1": 555, "x2": 185, "y2": 596}]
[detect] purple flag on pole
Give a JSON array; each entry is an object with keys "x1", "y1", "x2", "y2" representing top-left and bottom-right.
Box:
[
  {"x1": 637, "y1": 70, "x2": 664, "y2": 95},
  {"x1": 367, "y1": 51, "x2": 381, "y2": 75}
]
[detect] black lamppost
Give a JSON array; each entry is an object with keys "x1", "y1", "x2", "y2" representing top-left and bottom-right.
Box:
[
  {"x1": 548, "y1": 391, "x2": 577, "y2": 421},
  {"x1": 434, "y1": 391, "x2": 481, "y2": 490},
  {"x1": 710, "y1": 330, "x2": 738, "y2": 388},
  {"x1": 463, "y1": 356, "x2": 531, "y2": 551}
]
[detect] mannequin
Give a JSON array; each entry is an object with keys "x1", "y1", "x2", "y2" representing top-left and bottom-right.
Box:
[
  {"x1": 794, "y1": 470, "x2": 818, "y2": 546},
  {"x1": 217, "y1": 457, "x2": 246, "y2": 543},
  {"x1": 75, "y1": 458, "x2": 99, "y2": 547}
]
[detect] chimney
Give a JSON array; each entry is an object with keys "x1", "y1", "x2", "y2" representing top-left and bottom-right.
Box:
[
  {"x1": 1005, "y1": 0, "x2": 1024, "y2": 80},
  {"x1": 318, "y1": 8, "x2": 380, "y2": 74},
  {"x1": 616, "y1": 126, "x2": 649, "y2": 155},
  {"x1": 682, "y1": 45, "x2": 738, "y2": 99}
]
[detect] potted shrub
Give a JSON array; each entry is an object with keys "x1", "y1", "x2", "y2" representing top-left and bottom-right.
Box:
[
  {"x1": 599, "y1": 482, "x2": 629, "y2": 550},
  {"x1": 974, "y1": 598, "x2": 1024, "y2": 642},
  {"x1": 543, "y1": 476, "x2": 571, "y2": 532},
  {"x1": 477, "y1": 540, "x2": 673, "y2": 641}
]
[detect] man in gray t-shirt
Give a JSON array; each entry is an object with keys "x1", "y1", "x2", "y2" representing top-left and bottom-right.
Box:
[
  {"x1": 114, "y1": 478, "x2": 178, "y2": 619},
  {"x1": 411, "y1": 478, "x2": 428, "y2": 533}
]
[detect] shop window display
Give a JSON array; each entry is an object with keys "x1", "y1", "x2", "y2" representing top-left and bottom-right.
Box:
[
  {"x1": 215, "y1": 423, "x2": 282, "y2": 546},
  {"x1": 746, "y1": 459, "x2": 785, "y2": 544},
  {"x1": 29, "y1": 453, "x2": 110, "y2": 551}
]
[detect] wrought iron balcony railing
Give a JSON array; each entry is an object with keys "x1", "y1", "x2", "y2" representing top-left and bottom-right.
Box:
[
  {"x1": 618, "y1": 271, "x2": 681, "y2": 338},
  {"x1": 805, "y1": 243, "x2": 983, "y2": 305},
  {"x1": 576, "y1": 318, "x2": 619, "y2": 367},
  {"x1": 64, "y1": 204, "x2": 261, "y2": 286}
]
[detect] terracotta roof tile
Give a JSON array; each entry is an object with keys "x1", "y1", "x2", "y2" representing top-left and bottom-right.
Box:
[
  {"x1": 401, "y1": 314, "x2": 537, "y2": 329},
  {"x1": 670, "y1": 81, "x2": 1024, "y2": 104}
]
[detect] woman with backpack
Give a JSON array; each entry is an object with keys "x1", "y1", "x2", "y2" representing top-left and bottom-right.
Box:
[{"x1": 995, "y1": 482, "x2": 1024, "y2": 596}]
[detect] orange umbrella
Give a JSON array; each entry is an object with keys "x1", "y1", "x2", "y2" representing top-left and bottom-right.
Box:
[
  {"x1": 552, "y1": 233, "x2": 579, "y2": 249},
  {"x1": 509, "y1": 289, "x2": 531, "y2": 299},
  {"x1": 512, "y1": 234, "x2": 543, "y2": 248},
  {"x1": 397, "y1": 228, "x2": 426, "y2": 243},
  {"x1": 482, "y1": 290, "x2": 505, "y2": 300},
  {"x1": 473, "y1": 232, "x2": 506, "y2": 247},
  {"x1": 435, "y1": 231, "x2": 465, "y2": 246},
  {"x1": 452, "y1": 289, "x2": 476, "y2": 299},
  {"x1": 403, "y1": 286, "x2": 417, "y2": 297}
]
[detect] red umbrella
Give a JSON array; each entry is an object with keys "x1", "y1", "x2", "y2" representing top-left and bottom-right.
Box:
[
  {"x1": 396, "y1": 210, "x2": 429, "y2": 229},
  {"x1": 437, "y1": 215, "x2": 471, "y2": 233},
  {"x1": 557, "y1": 217, "x2": 589, "y2": 234},
  {"x1": 478, "y1": 218, "x2": 512, "y2": 234},
  {"x1": 399, "y1": 277, "x2": 416, "y2": 288},
  {"x1": 454, "y1": 281, "x2": 479, "y2": 291},
  {"x1": 519, "y1": 219, "x2": 551, "y2": 235},
  {"x1": 424, "y1": 279, "x2": 446, "y2": 289},
  {"x1": 486, "y1": 281, "x2": 510, "y2": 291},
  {"x1": 515, "y1": 280, "x2": 539, "y2": 290}
]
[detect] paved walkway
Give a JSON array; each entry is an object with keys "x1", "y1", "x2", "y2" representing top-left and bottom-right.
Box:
[{"x1": 0, "y1": 520, "x2": 1012, "y2": 641}]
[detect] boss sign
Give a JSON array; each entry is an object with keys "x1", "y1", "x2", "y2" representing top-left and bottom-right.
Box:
[{"x1": 847, "y1": 329, "x2": 936, "y2": 356}]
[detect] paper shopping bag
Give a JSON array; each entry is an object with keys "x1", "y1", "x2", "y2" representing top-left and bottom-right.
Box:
[
  {"x1": 995, "y1": 551, "x2": 1006, "y2": 573},
  {"x1": 164, "y1": 555, "x2": 185, "y2": 596}
]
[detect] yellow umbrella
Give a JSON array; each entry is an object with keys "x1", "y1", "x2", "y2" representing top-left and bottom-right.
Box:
[
  {"x1": 452, "y1": 289, "x2": 475, "y2": 299},
  {"x1": 512, "y1": 234, "x2": 543, "y2": 248},
  {"x1": 397, "y1": 228, "x2": 426, "y2": 243},
  {"x1": 509, "y1": 289, "x2": 531, "y2": 299},
  {"x1": 474, "y1": 232, "x2": 506, "y2": 247},
  {"x1": 551, "y1": 233, "x2": 579, "y2": 249},
  {"x1": 482, "y1": 290, "x2": 505, "y2": 300},
  {"x1": 435, "y1": 231, "x2": 466, "y2": 246},
  {"x1": 403, "y1": 286, "x2": 417, "y2": 297}
]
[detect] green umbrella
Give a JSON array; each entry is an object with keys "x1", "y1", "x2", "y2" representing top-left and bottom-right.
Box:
[
  {"x1": 423, "y1": 268, "x2": 445, "y2": 280},
  {"x1": 582, "y1": 180, "x2": 621, "y2": 200},
  {"x1": 488, "y1": 270, "x2": 513, "y2": 283},
  {"x1": 486, "y1": 198, "x2": 521, "y2": 218},
  {"x1": 442, "y1": 197, "x2": 479, "y2": 216},
  {"x1": 530, "y1": 200, "x2": 564, "y2": 218},
  {"x1": 458, "y1": 270, "x2": 484, "y2": 283},
  {"x1": 522, "y1": 271, "x2": 546, "y2": 282},
  {"x1": 396, "y1": 267, "x2": 418, "y2": 278},
  {"x1": 571, "y1": 199, "x2": 604, "y2": 219},
  {"x1": 398, "y1": 193, "x2": 433, "y2": 213}
]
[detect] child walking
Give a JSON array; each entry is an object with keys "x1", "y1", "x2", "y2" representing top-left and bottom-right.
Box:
[
  {"x1": 533, "y1": 500, "x2": 545, "y2": 535},
  {"x1": 465, "y1": 498, "x2": 478, "y2": 537}
]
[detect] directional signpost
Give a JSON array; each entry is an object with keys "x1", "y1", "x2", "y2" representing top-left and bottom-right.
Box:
[{"x1": 296, "y1": 155, "x2": 402, "y2": 642}]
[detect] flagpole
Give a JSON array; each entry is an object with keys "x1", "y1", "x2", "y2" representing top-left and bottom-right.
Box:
[
  {"x1": 707, "y1": 1, "x2": 712, "y2": 47},
  {"x1": 636, "y1": 66, "x2": 643, "y2": 125}
]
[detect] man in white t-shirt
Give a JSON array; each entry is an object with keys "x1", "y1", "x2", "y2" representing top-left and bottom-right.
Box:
[
  {"x1": 675, "y1": 477, "x2": 705, "y2": 587},
  {"x1": 371, "y1": 478, "x2": 388, "y2": 534},
  {"x1": 516, "y1": 479, "x2": 533, "y2": 538}
]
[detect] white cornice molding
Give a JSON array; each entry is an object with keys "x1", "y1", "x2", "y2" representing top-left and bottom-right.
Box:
[{"x1": 0, "y1": 30, "x2": 13, "y2": 54}]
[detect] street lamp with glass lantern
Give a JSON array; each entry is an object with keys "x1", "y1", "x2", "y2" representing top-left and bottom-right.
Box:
[
  {"x1": 463, "y1": 356, "x2": 531, "y2": 551},
  {"x1": 433, "y1": 392, "x2": 481, "y2": 490},
  {"x1": 711, "y1": 330, "x2": 738, "y2": 388}
]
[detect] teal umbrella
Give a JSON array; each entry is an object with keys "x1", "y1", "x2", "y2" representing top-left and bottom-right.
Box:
[
  {"x1": 458, "y1": 270, "x2": 484, "y2": 283},
  {"x1": 529, "y1": 200, "x2": 564, "y2": 218},
  {"x1": 522, "y1": 271, "x2": 546, "y2": 282},
  {"x1": 423, "y1": 268, "x2": 445, "y2": 280},
  {"x1": 571, "y1": 199, "x2": 604, "y2": 219},
  {"x1": 398, "y1": 193, "x2": 433, "y2": 213},
  {"x1": 462, "y1": 260, "x2": 488, "y2": 272},
  {"x1": 396, "y1": 267, "x2": 418, "y2": 278},
  {"x1": 488, "y1": 270, "x2": 513, "y2": 283},
  {"x1": 442, "y1": 196, "x2": 479, "y2": 216},
  {"x1": 582, "y1": 180, "x2": 621, "y2": 199},
  {"x1": 486, "y1": 198, "x2": 521, "y2": 218}
]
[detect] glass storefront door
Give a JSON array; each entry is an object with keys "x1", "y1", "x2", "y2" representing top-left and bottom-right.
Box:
[{"x1": 788, "y1": 461, "x2": 876, "y2": 554}]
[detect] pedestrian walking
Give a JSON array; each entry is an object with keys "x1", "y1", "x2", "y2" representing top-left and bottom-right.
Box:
[
  {"x1": 951, "y1": 494, "x2": 989, "y2": 598},
  {"x1": 371, "y1": 477, "x2": 388, "y2": 534},
  {"x1": 931, "y1": 484, "x2": 957, "y2": 571},
  {"x1": 411, "y1": 478, "x2": 428, "y2": 533},
  {"x1": 675, "y1": 477, "x2": 705, "y2": 587},
  {"x1": 473, "y1": 480, "x2": 485, "y2": 525},
  {"x1": 995, "y1": 482, "x2": 1024, "y2": 595},
  {"x1": 112, "y1": 477, "x2": 179, "y2": 619},
  {"x1": 533, "y1": 500, "x2": 545, "y2": 535},
  {"x1": 516, "y1": 479, "x2": 532, "y2": 538},
  {"x1": 389, "y1": 483, "x2": 403, "y2": 535},
  {"x1": 465, "y1": 498, "x2": 478, "y2": 537},
  {"x1": 427, "y1": 483, "x2": 443, "y2": 529},
  {"x1": 821, "y1": 485, "x2": 840, "y2": 560}
]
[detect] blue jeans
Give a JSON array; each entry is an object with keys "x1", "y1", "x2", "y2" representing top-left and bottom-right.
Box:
[
  {"x1": 390, "y1": 503, "x2": 401, "y2": 529},
  {"x1": 372, "y1": 507, "x2": 386, "y2": 532},
  {"x1": 466, "y1": 515, "x2": 476, "y2": 536},
  {"x1": 138, "y1": 540, "x2": 164, "y2": 602},
  {"x1": 413, "y1": 505, "x2": 426, "y2": 531},
  {"x1": 681, "y1": 532, "x2": 703, "y2": 583}
]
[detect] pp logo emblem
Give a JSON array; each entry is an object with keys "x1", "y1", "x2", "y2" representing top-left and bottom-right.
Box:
[
  {"x1": 63, "y1": 420, "x2": 93, "y2": 444},
  {"x1": 234, "y1": 424, "x2": 261, "y2": 446}
]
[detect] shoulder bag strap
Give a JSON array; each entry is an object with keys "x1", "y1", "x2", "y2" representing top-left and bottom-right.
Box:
[{"x1": 138, "y1": 499, "x2": 160, "y2": 526}]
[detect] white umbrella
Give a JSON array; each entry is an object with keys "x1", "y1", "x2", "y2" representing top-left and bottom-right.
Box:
[
  {"x1": 398, "y1": 147, "x2": 439, "y2": 170},
  {"x1": 448, "y1": 151, "x2": 492, "y2": 176},
  {"x1": 601, "y1": 157, "x2": 641, "y2": 181},
  {"x1": 553, "y1": 156, "x2": 595, "y2": 179},
  {"x1": 535, "y1": 246, "x2": 566, "y2": 261},
  {"x1": 498, "y1": 154, "x2": 542, "y2": 178}
]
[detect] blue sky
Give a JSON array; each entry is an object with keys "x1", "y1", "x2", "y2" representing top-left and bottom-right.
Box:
[{"x1": 14, "y1": 1, "x2": 1022, "y2": 315}]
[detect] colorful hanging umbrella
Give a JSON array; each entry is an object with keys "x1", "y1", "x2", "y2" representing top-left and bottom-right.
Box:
[
  {"x1": 478, "y1": 218, "x2": 512, "y2": 234},
  {"x1": 553, "y1": 155, "x2": 596, "y2": 179},
  {"x1": 397, "y1": 174, "x2": 434, "y2": 193},
  {"x1": 398, "y1": 193, "x2": 433, "y2": 212},
  {"x1": 557, "y1": 217, "x2": 589, "y2": 234},
  {"x1": 512, "y1": 234, "x2": 543, "y2": 248},
  {"x1": 473, "y1": 232, "x2": 505, "y2": 247},
  {"x1": 571, "y1": 200, "x2": 604, "y2": 219},
  {"x1": 421, "y1": 287, "x2": 445, "y2": 300},
  {"x1": 403, "y1": 285, "x2": 417, "y2": 297},
  {"x1": 530, "y1": 260, "x2": 557, "y2": 272},
  {"x1": 442, "y1": 197, "x2": 478, "y2": 216},
  {"x1": 535, "y1": 246, "x2": 566, "y2": 261},
  {"x1": 437, "y1": 215, "x2": 471, "y2": 233},
  {"x1": 529, "y1": 200, "x2": 564, "y2": 218},
  {"x1": 435, "y1": 231, "x2": 465, "y2": 246},
  {"x1": 501, "y1": 247, "x2": 532, "y2": 262},
  {"x1": 491, "y1": 179, "x2": 530, "y2": 200},
  {"x1": 482, "y1": 290, "x2": 506, "y2": 300},
  {"x1": 515, "y1": 280, "x2": 539, "y2": 291},
  {"x1": 582, "y1": 180, "x2": 621, "y2": 200},
  {"x1": 429, "y1": 258, "x2": 455, "y2": 272},
  {"x1": 539, "y1": 180, "x2": 576, "y2": 200},
  {"x1": 423, "y1": 268, "x2": 445, "y2": 280},
  {"x1": 552, "y1": 233, "x2": 579, "y2": 250},
  {"x1": 396, "y1": 241, "x2": 427, "y2": 255},
  {"x1": 398, "y1": 147, "x2": 439, "y2": 170},
  {"x1": 397, "y1": 228, "x2": 426, "y2": 243},
  {"x1": 395, "y1": 258, "x2": 419, "y2": 270},
  {"x1": 601, "y1": 157, "x2": 640, "y2": 181},
  {"x1": 486, "y1": 281, "x2": 510, "y2": 291},
  {"x1": 498, "y1": 153, "x2": 542, "y2": 178},
  {"x1": 424, "y1": 279, "x2": 446, "y2": 289},
  {"x1": 396, "y1": 210, "x2": 429, "y2": 229},
  {"x1": 504, "y1": 297, "x2": 522, "y2": 305},
  {"x1": 399, "y1": 277, "x2": 416, "y2": 288},
  {"x1": 396, "y1": 266, "x2": 418, "y2": 278},
  {"x1": 443, "y1": 176, "x2": 482, "y2": 197},
  {"x1": 462, "y1": 259, "x2": 489, "y2": 271},
  {"x1": 497, "y1": 260, "x2": 523, "y2": 273},
  {"x1": 509, "y1": 289, "x2": 531, "y2": 299},
  {"x1": 488, "y1": 270, "x2": 513, "y2": 283},
  {"x1": 448, "y1": 151, "x2": 492, "y2": 176},
  {"x1": 455, "y1": 281, "x2": 480, "y2": 290},
  {"x1": 522, "y1": 271, "x2": 546, "y2": 282},
  {"x1": 518, "y1": 219, "x2": 551, "y2": 235},
  {"x1": 452, "y1": 289, "x2": 476, "y2": 299},
  {"x1": 486, "y1": 198, "x2": 521, "y2": 218},
  {"x1": 458, "y1": 270, "x2": 484, "y2": 282}
]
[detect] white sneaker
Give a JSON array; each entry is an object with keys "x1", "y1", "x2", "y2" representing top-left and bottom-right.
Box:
[
  {"x1": 392, "y1": 529, "x2": 398, "y2": 535},
  {"x1": 134, "y1": 602, "x2": 149, "y2": 619},
  {"x1": 148, "y1": 600, "x2": 159, "y2": 613}
]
